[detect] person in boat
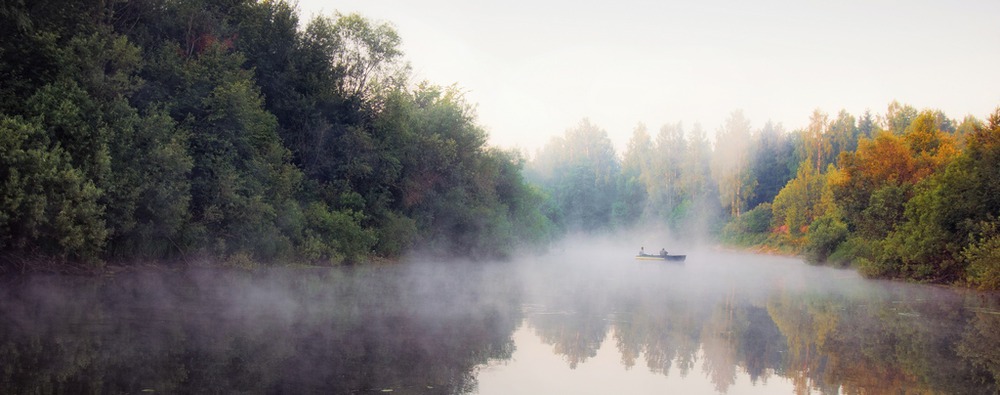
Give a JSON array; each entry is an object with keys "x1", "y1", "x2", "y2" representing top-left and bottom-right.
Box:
[
  {"x1": 639, "y1": 247, "x2": 645, "y2": 256},
  {"x1": 659, "y1": 248, "x2": 667, "y2": 257}
]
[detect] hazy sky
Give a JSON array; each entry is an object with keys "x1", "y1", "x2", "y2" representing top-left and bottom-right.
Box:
[{"x1": 297, "y1": 0, "x2": 1000, "y2": 152}]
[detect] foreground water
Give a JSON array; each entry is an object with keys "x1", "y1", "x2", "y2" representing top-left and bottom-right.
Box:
[{"x1": 1, "y1": 245, "x2": 998, "y2": 394}]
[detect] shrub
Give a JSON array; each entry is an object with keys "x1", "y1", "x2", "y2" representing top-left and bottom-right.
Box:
[
  {"x1": 964, "y1": 223, "x2": 1000, "y2": 290},
  {"x1": 805, "y1": 214, "x2": 848, "y2": 264}
]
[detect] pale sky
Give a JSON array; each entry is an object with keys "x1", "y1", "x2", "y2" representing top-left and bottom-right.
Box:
[{"x1": 297, "y1": 0, "x2": 1000, "y2": 153}]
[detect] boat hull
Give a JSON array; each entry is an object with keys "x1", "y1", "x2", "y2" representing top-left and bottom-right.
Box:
[{"x1": 635, "y1": 254, "x2": 686, "y2": 262}]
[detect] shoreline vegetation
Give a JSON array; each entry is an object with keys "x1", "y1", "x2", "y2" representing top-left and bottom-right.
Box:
[{"x1": 1, "y1": 1, "x2": 997, "y2": 290}]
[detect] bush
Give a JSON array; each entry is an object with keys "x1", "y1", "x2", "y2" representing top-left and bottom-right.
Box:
[
  {"x1": 741, "y1": 203, "x2": 773, "y2": 234},
  {"x1": 964, "y1": 226, "x2": 1000, "y2": 290},
  {"x1": 375, "y1": 211, "x2": 417, "y2": 256},
  {"x1": 302, "y1": 203, "x2": 376, "y2": 264},
  {"x1": 721, "y1": 203, "x2": 772, "y2": 243},
  {"x1": 804, "y1": 214, "x2": 848, "y2": 264},
  {"x1": 827, "y1": 236, "x2": 876, "y2": 268}
]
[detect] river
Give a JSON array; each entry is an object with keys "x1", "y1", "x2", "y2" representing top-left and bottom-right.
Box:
[{"x1": 1, "y1": 242, "x2": 997, "y2": 394}]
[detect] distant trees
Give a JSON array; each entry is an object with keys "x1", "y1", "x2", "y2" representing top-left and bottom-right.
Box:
[
  {"x1": 712, "y1": 111, "x2": 754, "y2": 218},
  {"x1": 510, "y1": 94, "x2": 998, "y2": 289},
  {"x1": 528, "y1": 119, "x2": 620, "y2": 231},
  {"x1": 528, "y1": 118, "x2": 725, "y2": 237},
  {"x1": 747, "y1": 121, "x2": 796, "y2": 210},
  {"x1": 619, "y1": 124, "x2": 654, "y2": 226}
]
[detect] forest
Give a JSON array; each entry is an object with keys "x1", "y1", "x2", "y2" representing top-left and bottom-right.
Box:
[
  {"x1": 530, "y1": 106, "x2": 1000, "y2": 290},
  {"x1": 1, "y1": 0, "x2": 998, "y2": 289},
  {"x1": 0, "y1": 0, "x2": 555, "y2": 268}
]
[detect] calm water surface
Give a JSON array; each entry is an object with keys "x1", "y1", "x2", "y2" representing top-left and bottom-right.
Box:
[{"x1": 1, "y1": 245, "x2": 998, "y2": 394}]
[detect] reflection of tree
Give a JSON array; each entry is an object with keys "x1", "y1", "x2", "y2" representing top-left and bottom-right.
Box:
[
  {"x1": 956, "y1": 301, "x2": 1000, "y2": 391},
  {"x1": 766, "y1": 291, "x2": 837, "y2": 393},
  {"x1": 528, "y1": 262, "x2": 713, "y2": 377},
  {"x1": 640, "y1": 308, "x2": 701, "y2": 378},
  {"x1": 0, "y1": 266, "x2": 523, "y2": 394},
  {"x1": 522, "y1": 257, "x2": 999, "y2": 394},
  {"x1": 767, "y1": 284, "x2": 998, "y2": 394},
  {"x1": 701, "y1": 299, "x2": 739, "y2": 393},
  {"x1": 531, "y1": 312, "x2": 608, "y2": 369},
  {"x1": 613, "y1": 300, "x2": 702, "y2": 377},
  {"x1": 526, "y1": 270, "x2": 610, "y2": 369},
  {"x1": 4, "y1": 261, "x2": 997, "y2": 394},
  {"x1": 735, "y1": 305, "x2": 786, "y2": 385},
  {"x1": 528, "y1": 260, "x2": 791, "y2": 393},
  {"x1": 700, "y1": 299, "x2": 787, "y2": 393}
]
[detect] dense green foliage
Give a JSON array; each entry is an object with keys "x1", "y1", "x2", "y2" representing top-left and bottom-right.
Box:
[{"x1": 0, "y1": 0, "x2": 552, "y2": 268}]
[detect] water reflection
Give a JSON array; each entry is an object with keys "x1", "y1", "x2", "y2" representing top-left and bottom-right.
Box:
[
  {"x1": 0, "y1": 264, "x2": 521, "y2": 394},
  {"x1": 0, "y1": 249, "x2": 998, "y2": 394},
  {"x1": 505, "y1": 248, "x2": 999, "y2": 394}
]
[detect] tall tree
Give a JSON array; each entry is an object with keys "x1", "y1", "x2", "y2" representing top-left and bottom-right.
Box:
[
  {"x1": 328, "y1": 12, "x2": 408, "y2": 102},
  {"x1": 883, "y1": 100, "x2": 918, "y2": 135},
  {"x1": 858, "y1": 109, "x2": 878, "y2": 139},
  {"x1": 803, "y1": 109, "x2": 831, "y2": 173},
  {"x1": 871, "y1": 111, "x2": 964, "y2": 281},
  {"x1": 652, "y1": 122, "x2": 687, "y2": 221},
  {"x1": 618, "y1": 124, "x2": 654, "y2": 224},
  {"x1": 712, "y1": 110, "x2": 754, "y2": 218},
  {"x1": 770, "y1": 160, "x2": 828, "y2": 237},
  {"x1": 903, "y1": 110, "x2": 959, "y2": 180},
  {"x1": 831, "y1": 131, "x2": 917, "y2": 237},
  {"x1": 529, "y1": 119, "x2": 620, "y2": 231},
  {"x1": 828, "y1": 110, "x2": 859, "y2": 163},
  {"x1": 0, "y1": 116, "x2": 106, "y2": 263},
  {"x1": 748, "y1": 121, "x2": 796, "y2": 210},
  {"x1": 954, "y1": 115, "x2": 983, "y2": 149}
]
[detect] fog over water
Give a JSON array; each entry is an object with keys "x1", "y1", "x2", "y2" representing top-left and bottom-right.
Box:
[{"x1": 1, "y1": 235, "x2": 997, "y2": 393}]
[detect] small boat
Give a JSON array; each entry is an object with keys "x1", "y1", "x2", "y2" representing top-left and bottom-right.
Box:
[{"x1": 635, "y1": 253, "x2": 686, "y2": 262}]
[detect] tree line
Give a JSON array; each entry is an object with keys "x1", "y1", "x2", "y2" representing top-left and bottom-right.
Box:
[
  {"x1": 0, "y1": 0, "x2": 554, "y2": 269},
  {"x1": 528, "y1": 103, "x2": 999, "y2": 289},
  {"x1": 2, "y1": 0, "x2": 996, "y2": 288}
]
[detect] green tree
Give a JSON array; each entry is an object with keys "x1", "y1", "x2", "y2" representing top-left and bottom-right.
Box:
[
  {"x1": 680, "y1": 123, "x2": 722, "y2": 233},
  {"x1": 143, "y1": 41, "x2": 303, "y2": 260},
  {"x1": 770, "y1": 160, "x2": 827, "y2": 237},
  {"x1": 883, "y1": 100, "x2": 918, "y2": 135},
  {"x1": 828, "y1": 110, "x2": 860, "y2": 162},
  {"x1": 747, "y1": 120, "x2": 797, "y2": 209},
  {"x1": 104, "y1": 104, "x2": 194, "y2": 260},
  {"x1": 329, "y1": 13, "x2": 408, "y2": 101},
  {"x1": 954, "y1": 115, "x2": 983, "y2": 149},
  {"x1": 804, "y1": 109, "x2": 831, "y2": 173},
  {"x1": 804, "y1": 213, "x2": 848, "y2": 264},
  {"x1": 618, "y1": 124, "x2": 654, "y2": 223},
  {"x1": 529, "y1": 119, "x2": 620, "y2": 232},
  {"x1": 858, "y1": 110, "x2": 878, "y2": 139},
  {"x1": 651, "y1": 122, "x2": 687, "y2": 224},
  {"x1": 964, "y1": 222, "x2": 1000, "y2": 290},
  {"x1": 0, "y1": 116, "x2": 106, "y2": 263}
]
